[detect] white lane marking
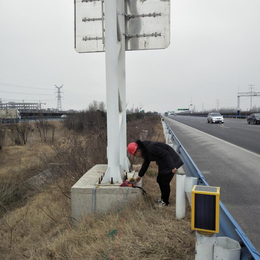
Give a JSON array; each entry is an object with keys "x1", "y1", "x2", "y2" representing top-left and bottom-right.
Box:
[
  {"x1": 201, "y1": 171, "x2": 211, "y2": 175},
  {"x1": 169, "y1": 119, "x2": 260, "y2": 158}
]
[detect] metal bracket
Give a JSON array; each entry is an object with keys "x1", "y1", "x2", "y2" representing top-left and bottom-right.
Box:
[
  {"x1": 82, "y1": 17, "x2": 103, "y2": 22},
  {"x1": 124, "y1": 32, "x2": 161, "y2": 39},
  {"x1": 127, "y1": 13, "x2": 161, "y2": 20},
  {"x1": 117, "y1": 12, "x2": 127, "y2": 16},
  {"x1": 82, "y1": 0, "x2": 102, "y2": 2},
  {"x1": 82, "y1": 36, "x2": 103, "y2": 41},
  {"x1": 118, "y1": 12, "x2": 161, "y2": 20}
]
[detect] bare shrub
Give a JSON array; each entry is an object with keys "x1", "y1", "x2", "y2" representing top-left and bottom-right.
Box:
[
  {"x1": 63, "y1": 109, "x2": 106, "y2": 134},
  {"x1": 0, "y1": 174, "x2": 27, "y2": 224},
  {"x1": 42, "y1": 130, "x2": 107, "y2": 195},
  {"x1": 88, "y1": 100, "x2": 105, "y2": 111},
  {"x1": 1, "y1": 204, "x2": 29, "y2": 249},
  {"x1": 0, "y1": 176, "x2": 21, "y2": 208},
  {"x1": 50, "y1": 124, "x2": 56, "y2": 142},
  {"x1": 8, "y1": 121, "x2": 32, "y2": 145},
  {"x1": 35, "y1": 119, "x2": 55, "y2": 142},
  {"x1": 0, "y1": 125, "x2": 5, "y2": 150}
]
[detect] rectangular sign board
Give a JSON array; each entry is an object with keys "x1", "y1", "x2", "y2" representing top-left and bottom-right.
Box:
[
  {"x1": 74, "y1": 0, "x2": 105, "y2": 53},
  {"x1": 125, "y1": 0, "x2": 170, "y2": 51},
  {"x1": 74, "y1": 0, "x2": 170, "y2": 53}
]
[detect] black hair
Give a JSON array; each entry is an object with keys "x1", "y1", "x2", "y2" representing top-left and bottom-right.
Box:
[{"x1": 136, "y1": 140, "x2": 147, "y2": 158}]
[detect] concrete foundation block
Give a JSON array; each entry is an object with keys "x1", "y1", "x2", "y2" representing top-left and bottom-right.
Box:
[{"x1": 71, "y1": 164, "x2": 142, "y2": 222}]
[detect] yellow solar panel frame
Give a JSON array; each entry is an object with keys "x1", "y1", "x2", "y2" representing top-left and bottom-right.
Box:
[{"x1": 191, "y1": 185, "x2": 220, "y2": 234}]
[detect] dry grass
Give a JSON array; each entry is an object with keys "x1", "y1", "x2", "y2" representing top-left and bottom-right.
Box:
[
  {"x1": 0, "y1": 174, "x2": 194, "y2": 260},
  {"x1": 0, "y1": 116, "x2": 195, "y2": 260},
  {"x1": 0, "y1": 121, "x2": 65, "y2": 178}
]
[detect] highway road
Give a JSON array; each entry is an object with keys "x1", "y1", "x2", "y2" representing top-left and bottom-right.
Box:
[
  {"x1": 167, "y1": 115, "x2": 260, "y2": 154},
  {"x1": 164, "y1": 115, "x2": 260, "y2": 253}
]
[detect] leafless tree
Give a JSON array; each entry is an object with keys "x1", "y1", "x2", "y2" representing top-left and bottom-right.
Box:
[
  {"x1": 8, "y1": 121, "x2": 32, "y2": 145},
  {"x1": 35, "y1": 119, "x2": 51, "y2": 142},
  {"x1": 0, "y1": 126, "x2": 5, "y2": 150}
]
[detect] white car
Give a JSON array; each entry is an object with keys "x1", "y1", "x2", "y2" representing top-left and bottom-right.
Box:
[{"x1": 207, "y1": 113, "x2": 224, "y2": 124}]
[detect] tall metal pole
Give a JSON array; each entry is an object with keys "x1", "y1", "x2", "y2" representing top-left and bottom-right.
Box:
[
  {"x1": 118, "y1": 0, "x2": 130, "y2": 172},
  {"x1": 249, "y1": 85, "x2": 254, "y2": 111},
  {"x1": 102, "y1": 0, "x2": 124, "y2": 184},
  {"x1": 237, "y1": 95, "x2": 240, "y2": 111}
]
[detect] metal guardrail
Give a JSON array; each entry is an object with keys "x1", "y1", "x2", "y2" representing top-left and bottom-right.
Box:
[
  {"x1": 171, "y1": 113, "x2": 249, "y2": 118},
  {"x1": 224, "y1": 115, "x2": 248, "y2": 119},
  {"x1": 163, "y1": 121, "x2": 260, "y2": 260}
]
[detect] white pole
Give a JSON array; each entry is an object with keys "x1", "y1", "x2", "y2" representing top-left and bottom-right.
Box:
[
  {"x1": 195, "y1": 232, "x2": 217, "y2": 260},
  {"x1": 176, "y1": 173, "x2": 186, "y2": 219},
  {"x1": 237, "y1": 96, "x2": 240, "y2": 112},
  {"x1": 102, "y1": 0, "x2": 123, "y2": 184},
  {"x1": 184, "y1": 177, "x2": 198, "y2": 206},
  {"x1": 118, "y1": 0, "x2": 130, "y2": 172}
]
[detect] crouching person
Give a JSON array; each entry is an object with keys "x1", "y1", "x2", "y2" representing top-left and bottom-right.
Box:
[{"x1": 127, "y1": 140, "x2": 183, "y2": 206}]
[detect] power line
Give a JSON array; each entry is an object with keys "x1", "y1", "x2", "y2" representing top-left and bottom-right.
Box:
[
  {"x1": 1, "y1": 99, "x2": 55, "y2": 102},
  {"x1": 0, "y1": 82, "x2": 53, "y2": 91},
  {"x1": 0, "y1": 90, "x2": 54, "y2": 95}
]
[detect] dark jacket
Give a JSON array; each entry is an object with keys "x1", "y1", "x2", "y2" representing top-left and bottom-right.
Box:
[{"x1": 137, "y1": 140, "x2": 184, "y2": 177}]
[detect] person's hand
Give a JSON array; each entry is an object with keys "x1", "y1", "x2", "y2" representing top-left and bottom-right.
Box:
[
  {"x1": 172, "y1": 168, "x2": 177, "y2": 174},
  {"x1": 135, "y1": 176, "x2": 142, "y2": 183}
]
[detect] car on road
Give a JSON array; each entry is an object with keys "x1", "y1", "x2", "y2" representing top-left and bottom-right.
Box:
[
  {"x1": 207, "y1": 112, "x2": 224, "y2": 124},
  {"x1": 247, "y1": 113, "x2": 260, "y2": 124}
]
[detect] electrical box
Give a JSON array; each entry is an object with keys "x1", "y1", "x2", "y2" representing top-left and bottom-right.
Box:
[{"x1": 191, "y1": 185, "x2": 220, "y2": 233}]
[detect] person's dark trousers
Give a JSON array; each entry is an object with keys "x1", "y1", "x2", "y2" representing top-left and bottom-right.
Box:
[{"x1": 156, "y1": 172, "x2": 174, "y2": 205}]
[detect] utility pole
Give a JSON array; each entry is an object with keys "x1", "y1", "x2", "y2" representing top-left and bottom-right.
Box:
[
  {"x1": 189, "y1": 97, "x2": 193, "y2": 114},
  {"x1": 216, "y1": 99, "x2": 219, "y2": 111},
  {"x1": 55, "y1": 85, "x2": 63, "y2": 111},
  {"x1": 249, "y1": 85, "x2": 254, "y2": 111}
]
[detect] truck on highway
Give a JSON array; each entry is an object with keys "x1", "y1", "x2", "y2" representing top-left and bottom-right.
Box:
[{"x1": 0, "y1": 108, "x2": 21, "y2": 123}]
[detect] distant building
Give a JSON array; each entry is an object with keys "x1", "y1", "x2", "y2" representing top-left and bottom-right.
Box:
[{"x1": 0, "y1": 102, "x2": 43, "y2": 110}]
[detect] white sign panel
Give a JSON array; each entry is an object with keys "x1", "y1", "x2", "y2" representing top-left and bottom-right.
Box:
[
  {"x1": 74, "y1": 0, "x2": 170, "y2": 53},
  {"x1": 74, "y1": 0, "x2": 105, "y2": 53},
  {"x1": 125, "y1": 0, "x2": 170, "y2": 51}
]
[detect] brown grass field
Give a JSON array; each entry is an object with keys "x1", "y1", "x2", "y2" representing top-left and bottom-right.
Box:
[{"x1": 0, "y1": 117, "x2": 195, "y2": 260}]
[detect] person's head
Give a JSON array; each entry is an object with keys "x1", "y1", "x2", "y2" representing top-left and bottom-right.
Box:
[{"x1": 127, "y1": 142, "x2": 142, "y2": 157}]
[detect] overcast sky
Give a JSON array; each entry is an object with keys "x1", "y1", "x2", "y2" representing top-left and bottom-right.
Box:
[{"x1": 0, "y1": 0, "x2": 260, "y2": 112}]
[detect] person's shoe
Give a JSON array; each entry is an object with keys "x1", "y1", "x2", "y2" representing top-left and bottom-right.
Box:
[
  {"x1": 158, "y1": 201, "x2": 168, "y2": 207},
  {"x1": 154, "y1": 198, "x2": 163, "y2": 204}
]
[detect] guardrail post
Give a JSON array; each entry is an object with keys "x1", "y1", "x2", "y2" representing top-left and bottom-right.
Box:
[
  {"x1": 176, "y1": 172, "x2": 186, "y2": 219},
  {"x1": 195, "y1": 232, "x2": 217, "y2": 260},
  {"x1": 184, "y1": 177, "x2": 198, "y2": 205}
]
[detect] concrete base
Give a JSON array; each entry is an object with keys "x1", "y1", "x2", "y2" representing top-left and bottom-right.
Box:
[{"x1": 71, "y1": 164, "x2": 142, "y2": 222}]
